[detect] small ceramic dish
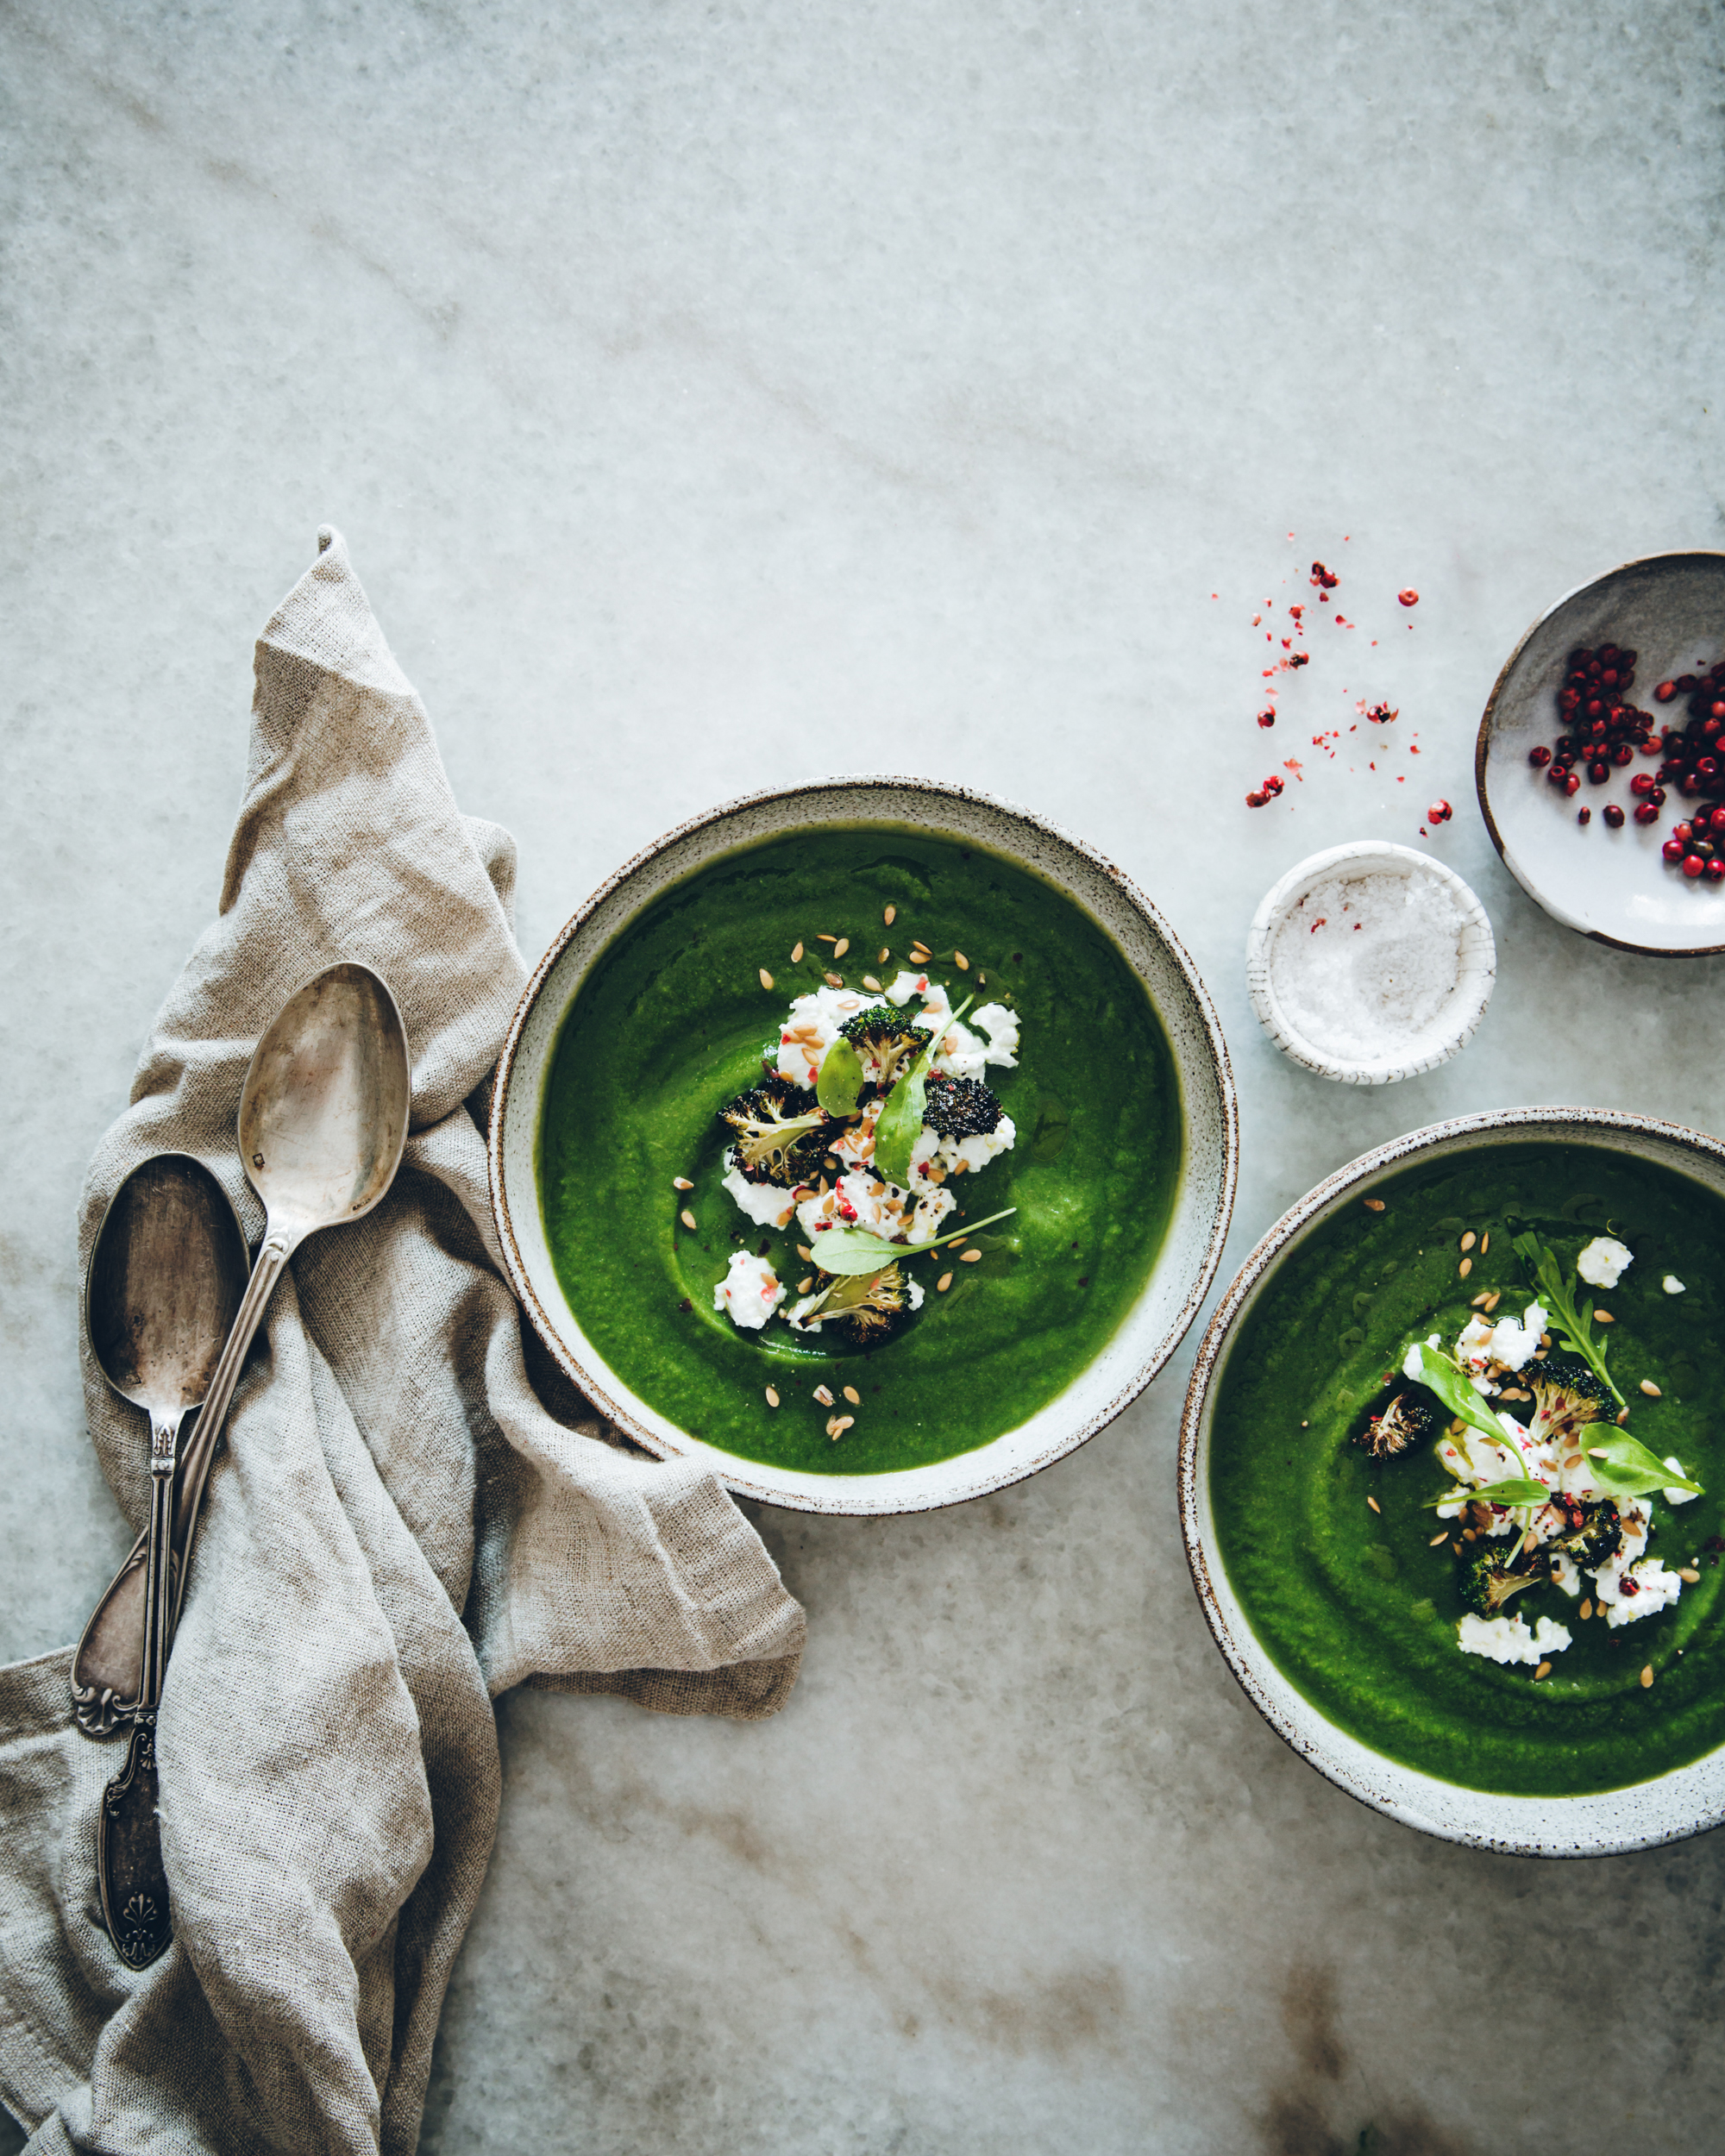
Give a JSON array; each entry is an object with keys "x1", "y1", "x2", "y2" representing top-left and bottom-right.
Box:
[
  {"x1": 1476, "y1": 549, "x2": 1725, "y2": 954},
  {"x1": 1245, "y1": 842, "x2": 1496, "y2": 1085},
  {"x1": 490, "y1": 776, "x2": 1239, "y2": 1516},
  {"x1": 1181, "y1": 1106, "x2": 1725, "y2": 1857}
]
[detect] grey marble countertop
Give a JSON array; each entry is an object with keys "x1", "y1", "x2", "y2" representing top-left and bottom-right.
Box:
[{"x1": 5, "y1": 3, "x2": 1724, "y2": 2150}]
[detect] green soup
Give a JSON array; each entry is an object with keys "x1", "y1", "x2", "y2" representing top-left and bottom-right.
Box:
[
  {"x1": 1212, "y1": 1143, "x2": 1725, "y2": 1797},
  {"x1": 537, "y1": 827, "x2": 1182, "y2": 1475}
]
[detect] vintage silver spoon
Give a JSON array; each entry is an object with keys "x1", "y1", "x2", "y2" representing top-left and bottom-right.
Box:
[
  {"x1": 84, "y1": 1152, "x2": 248, "y2": 1970},
  {"x1": 75, "y1": 962, "x2": 411, "y2": 1965}
]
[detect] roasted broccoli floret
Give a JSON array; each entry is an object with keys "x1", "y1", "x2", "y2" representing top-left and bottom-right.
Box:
[
  {"x1": 794, "y1": 1262, "x2": 914, "y2": 1344},
  {"x1": 837, "y1": 1006, "x2": 932, "y2": 1090},
  {"x1": 1552, "y1": 1499, "x2": 1626, "y2": 1568},
  {"x1": 922, "y1": 1071, "x2": 1003, "y2": 1142},
  {"x1": 1352, "y1": 1389, "x2": 1438, "y2": 1460},
  {"x1": 1524, "y1": 1353, "x2": 1611, "y2": 1448},
  {"x1": 719, "y1": 1077, "x2": 837, "y2": 1188},
  {"x1": 1458, "y1": 1544, "x2": 1550, "y2": 1620}
]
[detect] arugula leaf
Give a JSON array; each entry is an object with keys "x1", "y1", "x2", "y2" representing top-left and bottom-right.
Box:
[
  {"x1": 1411, "y1": 1344, "x2": 1517, "y2": 1451},
  {"x1": 1421, "y1": 1475, "x2": 1552, "y2": 1511},
  {"x1": 1511, "y1": 1230, "x2": 1624, "y2": 1407},
  {"x1": 872, "y1": 993, "x2": 974, "y2": 1188},
  {"x1": 815, "y1": 1037, "x2": 863, "y2": 1118},
  {"x1": 809, "y1": 1207, "x2": 1017, "y2": 1277},
  {"x1": 1582, "y1": 1429, "x2": 1703, "y2": 1500}
]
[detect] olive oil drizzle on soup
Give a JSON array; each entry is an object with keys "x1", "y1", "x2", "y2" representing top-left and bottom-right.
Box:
[
  {"x1": 1212, "y1": 1144, "x2": 1725, "y2": 1797},
  {"x1": 537, "y1": 828, "x2": 1182, "y2": 1475}
]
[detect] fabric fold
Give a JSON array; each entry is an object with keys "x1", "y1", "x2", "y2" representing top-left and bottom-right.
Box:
[{"x1": 0, "y1": 529, "x2": 804, "y2": 2155}]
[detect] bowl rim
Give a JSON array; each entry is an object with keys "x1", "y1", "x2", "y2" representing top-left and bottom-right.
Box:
[
  {"x1": 488, "y1": 773, "x2": 1240, "y2": 1515},
  {"x1": 1244, "y1": 840, "x2": 1496, "y2": 1085},
  {"x1": 1473, "y1": 547, "x2": 1725, "y2": 959},
  {"x1": 1179, "y1": 1102, "x2": 1725, "y2": 1855}
]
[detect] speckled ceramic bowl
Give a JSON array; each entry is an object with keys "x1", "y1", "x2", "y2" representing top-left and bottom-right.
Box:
[
  {"x1": 491, "y1": 777, "x2": 1238, "y2": 1516},
  {"x1": 1181, "y1": 1106, "x2": 1725, "y2": 1857},
  {"x1": 1476, "y1": 550, "x2": 1725, "y2": 955},
  {"x1": 1245, "y1": 842, "x2": 1496, "y2": 1085}
]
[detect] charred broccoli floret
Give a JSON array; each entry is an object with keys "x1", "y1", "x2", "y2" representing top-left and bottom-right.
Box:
[
  {"x1": 921, "y1": 1071, "x2": 1004, "y2": 1142},
  {"x1": 1553, "y1": 1499, "x2": 1626, "y2": 1569},
  {"x1": 794, "y1": 1263, "x2": 914, "y2": 1344},
  {"x1": 1458, "y1": 1544, "x2": 1550, "y2": 1619},
  {"x1": 719, "y1": 1076, "x2": 837, "y2": 1188},
  {"x1": 1352, "y1": 1389, "x2": 1438, "y2": 1460},
  {"x1": 1524, "y1": 1353, "x2": 1611, "y2": 1449},
  {"x1": 837, "y1": 1006, "x2": 932, "y2": 1090}
]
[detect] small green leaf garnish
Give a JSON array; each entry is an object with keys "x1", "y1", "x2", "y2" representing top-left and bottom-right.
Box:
[
  {"x1": 1410, "y1": 1344, "x2": 1515, "y2": 1451},
  {"x1": 1584, "y1": 1429, "x2": 1703, "y2": 1499},
  {"x1": 1422, "y1": 1476, "x2": 1552, "y2": 1511},
  {"x1": 810, "y1": 1207, "x2": 1018, "y2": 1276},
  {"x1": 1511, "y1": 1230, "x2": 1625, "y2": 1407},
  {"x1": 873, "y1": 994, "x2": 974, "y2": 1188},
  {"x1": 815, "y1": 1037, "x2": 864, "y2": 1118}
]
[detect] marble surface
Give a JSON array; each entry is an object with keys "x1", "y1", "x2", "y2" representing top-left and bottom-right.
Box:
[{"x1": 4, "y1": 2, "x2": 1724, "y2": 2148}]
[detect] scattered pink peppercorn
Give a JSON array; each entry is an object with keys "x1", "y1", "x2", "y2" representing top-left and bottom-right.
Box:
[
  {"x1": 1398, "y1": 589, "x2": 1419, "y2": 607},
  {"x1": 1258, "y1": 708, "x2": 1276, "y2": 728},
  {"x1": 1427, "y1": 799, "x2": 1453, "y2": 824},
  {"x1": 1603, "y1": 804, "x2": 1625, "y2": 828},
  {"x1": 1577, "y1": 805, "x2": 1591, "y2": 825}
]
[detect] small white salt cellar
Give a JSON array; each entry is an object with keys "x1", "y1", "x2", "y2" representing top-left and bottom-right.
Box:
[{"x1": 1246, "y1": 842, "x2": 1496, "y2": 1083}]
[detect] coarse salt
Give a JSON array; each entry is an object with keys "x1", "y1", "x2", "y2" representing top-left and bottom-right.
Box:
[{"x1": 1269, "y1": 868, "x2": 1464, "y2": 1062}]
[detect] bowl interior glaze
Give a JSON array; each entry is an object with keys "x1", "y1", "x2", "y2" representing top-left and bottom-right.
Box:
[
  {"x1": 1181, "y1": 1106, "x2": 1725, "y2": 1856},
  {"x1": 492, "y1": 777, "x2": 1237, "y2": 1516}
]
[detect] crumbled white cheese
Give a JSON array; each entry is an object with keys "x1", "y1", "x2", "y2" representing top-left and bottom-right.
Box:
[
  {"x1": 1457, "y1": 1613, "x2": 1572, "y2": 1665},
  {"x1": 712, "y1": 1250, "x2": 784, "y2": 1331},
  {"x1": 1549, "y1": 1551, "x2": 1582, "y2": 1598},
  {"x1": 934, "y1": 1114, "x2": 1018, "y2": 1175},
  {"x1": 884, "y1": 969, "x2": 926, "y2": 1006},
  {"x1": 969, "y1": 1002, "x2": 1020, "y2": 1069},
  {"x1": 1664, "y1": 1275, "x2": 1686, "y2": 1295},
  {"x1": 1663, "y1": 1457, "x2": 1701, "y2": 1506},
  {"x1": 1577, "y1": 1235, "x2": 1633, "y2": 1289},
  {"x1": 1454, "y1": 1301, "x2": 1546, "y2": 1394},
  {"x1": 771, "y1": 984, "x2": 871, "y2": 1090},
  {"x1": 794, "y1": 1169, "x2": 955, "y2": 1246},
  {"x1": 1599, "y1": 1557, "x2": 1685, "y2": 1628},
  {"x1": 1402, "y1": 1333, "x2": 1441, "y2": 1382},
  {"x1": 721, "y1": 1166, "x2": 799, "y2": 1230}
]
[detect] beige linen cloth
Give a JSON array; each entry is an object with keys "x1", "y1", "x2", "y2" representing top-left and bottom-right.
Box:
[{"x1": 0, "y1": 530, "x2": 805, "y2": 2155}]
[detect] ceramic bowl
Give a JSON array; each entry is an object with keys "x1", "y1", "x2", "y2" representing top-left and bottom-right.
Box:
[
  {"x1": 1180, "y1": 1105, "x2": 1725, "y2": 1857},
  {"x1": 490, "y1": 776, "x2": 1238, "y2": 1516},
  {"x1": 1476, "y1": 549, "x2": 1725, "y2": 954},
  {"x1": 1245, "y1": 842, "x2": 1496, "y2": 1085}
]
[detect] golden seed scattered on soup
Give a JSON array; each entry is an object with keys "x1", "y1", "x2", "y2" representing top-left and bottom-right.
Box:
[
  {"x1": 1680, "y1": 1568, "x2": 1701, "y2": 1584},
  {"x1": 797, "y1": 1244, "x2": 812, "y2": 1260},
  {"x1": 825, "y1": 972, "x2": 844, "y2": 987},
  {"x1": 1595, "y1": 1308, "x2": 1615, "y2": 1323},
  {"x1": 1640, "y1": 1664, "x2": 1655, "y2": 1689},
  {"x1": 797, "y1": 1276, "x2": 812, "y2": 1294},
  {"x1": 1640, "y1": 1379, "x2": 1662, "y2": 1396},
  {"x1": 1366, "y1": 1495, "x2": 1382, "y2": 1514},
  {"x1": 813, "y1": 1384, "x2": 835, "y2": 1407},
  {"x1": 791, "y1": 941, "x2": 804, "y2": 962},
  {"x1": 862, "y1": 975, "x2": 881, "y2": 993},
  {"x1": 937, "y1": 1271, "x2": 953, "y2": 1293},
  {"x1": 758, "y1": 968, "x2": 775, "y2": 991},
  {"x1": 954, "y1": 951, "x2": 969, "y2": 969},
  {"x1": 1471, "y1": 1290, "x2": 1490, "y2": 1307},
  {"x1": 1484, "y1": 1292, "x2": 1502, "y2": 1312},
  {"x1": 1458, "y1": 1257, "x2": 1472, "y2": 1277},
  {"x1": 1460, "y1": 1231, "x2": 1477, "y2": 1251},
  {"x1": 1579, "y1": 1599, "x2": 1592, "y2": 1620},
  {"x1": 764, "y1": 1387, "x2": 780, "y2": 1407},
  {"x1": 1364, "y1": 1198, "x2": 1386, "y2": 1213},
  {"x1": 680, "y1": 1208, "x2": 697, "y2": 1231},
  {"x1": 843, "y1": 1385, "x2": 861, "y2": 1406},
  {"x1": 884, "y1": 905, "x2": 896, "y2": 925},
  {"x1": 960, "y1": 1249, "x2": 982, "y2": 1263},
  {"x1": 1427, "y1": 1530, "x2": 1449, "y2": 1546},
  {"x1": 833, "y1": 938, "x2": 850, "y2": 958},
  {"x1": 817, "y1": 933, "x2": 837, "y2": 945},
  {"x1": 1480, "y1": 1232, "x2": 1490, "y2": 1255},
  {"x1": 673, "y1": 1176, "x2": 693, "y2": 1191},
  {"x1": 878, "y1": 946, "x2": 890, "y2": 963},
  {"x1": 1534, "y1": 1661, "x2": 1551, "y2": 1681}
]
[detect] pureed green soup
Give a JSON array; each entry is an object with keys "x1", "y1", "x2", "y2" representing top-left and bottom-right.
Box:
[
  {"x1": 538, "y1": 827, "x2": 1182, "y2": 1475},
  {"x1": 1212, "y1": 1142, "x2": 1725, "y2": 1797}
]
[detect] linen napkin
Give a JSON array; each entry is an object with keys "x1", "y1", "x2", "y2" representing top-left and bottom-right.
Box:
[{"x1": 0, "y1": 530, "x2": 805, "y2": 2155}]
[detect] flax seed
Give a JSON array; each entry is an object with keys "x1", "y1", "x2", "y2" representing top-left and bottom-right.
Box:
[
  {"x1": 797, "y1": 1244, "x2": 812, "y2": 1262},
  {"x1": 679, "y1": 1208, "x2": 697, "y2": 1231},
  {"x1": 1640, "y1": 1664, "x2": 1654, "y2": 1689},
  {"x1": 1458, "y1": 1257, "x2": 1472, "y2": 1277},
  {"x1": 798, "y1": 1277, "x2": 812, "y2": 1294},
  {"x1": 833, "y1": 938, "x2": 850, "y2": 958},
  {"x1": 937, "y1": 1271, "x2": 953, "y2": 1292},
  {"x1": 791, "y1": 942, "x2": 804, "y2": 962},
  {"x1": 1366, "y1": 1495, "x2": 1382, "y2": 1514},
  {"x1": 758, "y1": 968, "x2": 775, "y2": 991},
  {"x1": 1579, "y1": 1599, "x2": 1592, "y2": 1620},
  {"x1": 1483, "y1": 1292, "x2": 1502, "y2": 1312},
  {"x1": 825, "y1": 972, "x2": 844, "y2": 987},
  {"x1": 1460, "y1": 1231, "x2": 1477, "y2": 1252},
  {"x1": 862, "y1": 975, "x2": 881, "y2": 993},
  {"x1": 1534, "y1": 1661, "x2": 1552, "y2": 1681},
  {"x1": 1595, "y1": 1308, "x2": 1614, "y2": 1323},
  {"x1": 954, "y1": 951, "x2": 969, "y2": 969},
  {"x1": 1428, "y1": 1530, "x2": 1449, "y2": 1546},
  {"x1": 764, "y1": 1387, "x2": 780, "y2": 1408},
  {"x1": 1640, "y1": 1379, "x2": 1662, "y2": 1397},
  {"x1": 884, "y1": 905, "x2": 896, "y2": 925},
  {"x1": 831, "y1": 1416, "x2": 854, "y2": 1438},
  {"x1": 813, "y1": 1384, "x2": 835, "y2": 1407},
  {"x1": 1681, "y1": 1568, "x2": 1701, "y2": 1584},
  {"x1": 1364, "y1": 1197, "x2": 1386, "y2": 1213},
  {"x1": 843, "y1": 1385, "x2": 861, "y2": 1406},
  {"x1": 673, "y1": 1176, "x2": 693, "y2": 1190},
  {"x1": 1480, "y1": 1232, "x2": 1490, "y2": 1255},
  {"x1": 1471, "y1": 1291, "x2": 1491, "y2": 1308},
  {"x1": 817, "y1": 934, "x2": 838, "y2": 945},
  {"x1": 878, "y1": 946, "x2": 890, "y2": 963},
  {"x1": 960, "y1": 1249, "x2": 982, "y2": 1263}
]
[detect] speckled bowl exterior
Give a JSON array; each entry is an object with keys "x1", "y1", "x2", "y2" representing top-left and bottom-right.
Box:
[
  {"x1": 1181, "y1": 1106, "x2": 1725, "y2": 1857},
  {"x1": 1475, "y1": 549, "x2": 1725, "y2": 955},
  {"x1": 491, "y1": 776, "x2": 1239, "y2": 1516},
  {"x1": 1245, "y1": 842, "x2": 1496, "y2": 1085}
]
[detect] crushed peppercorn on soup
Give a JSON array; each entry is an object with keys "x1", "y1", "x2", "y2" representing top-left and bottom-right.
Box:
[{"x1": 536, "y1": 826, "x2": 1181, "y2": 1475}]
